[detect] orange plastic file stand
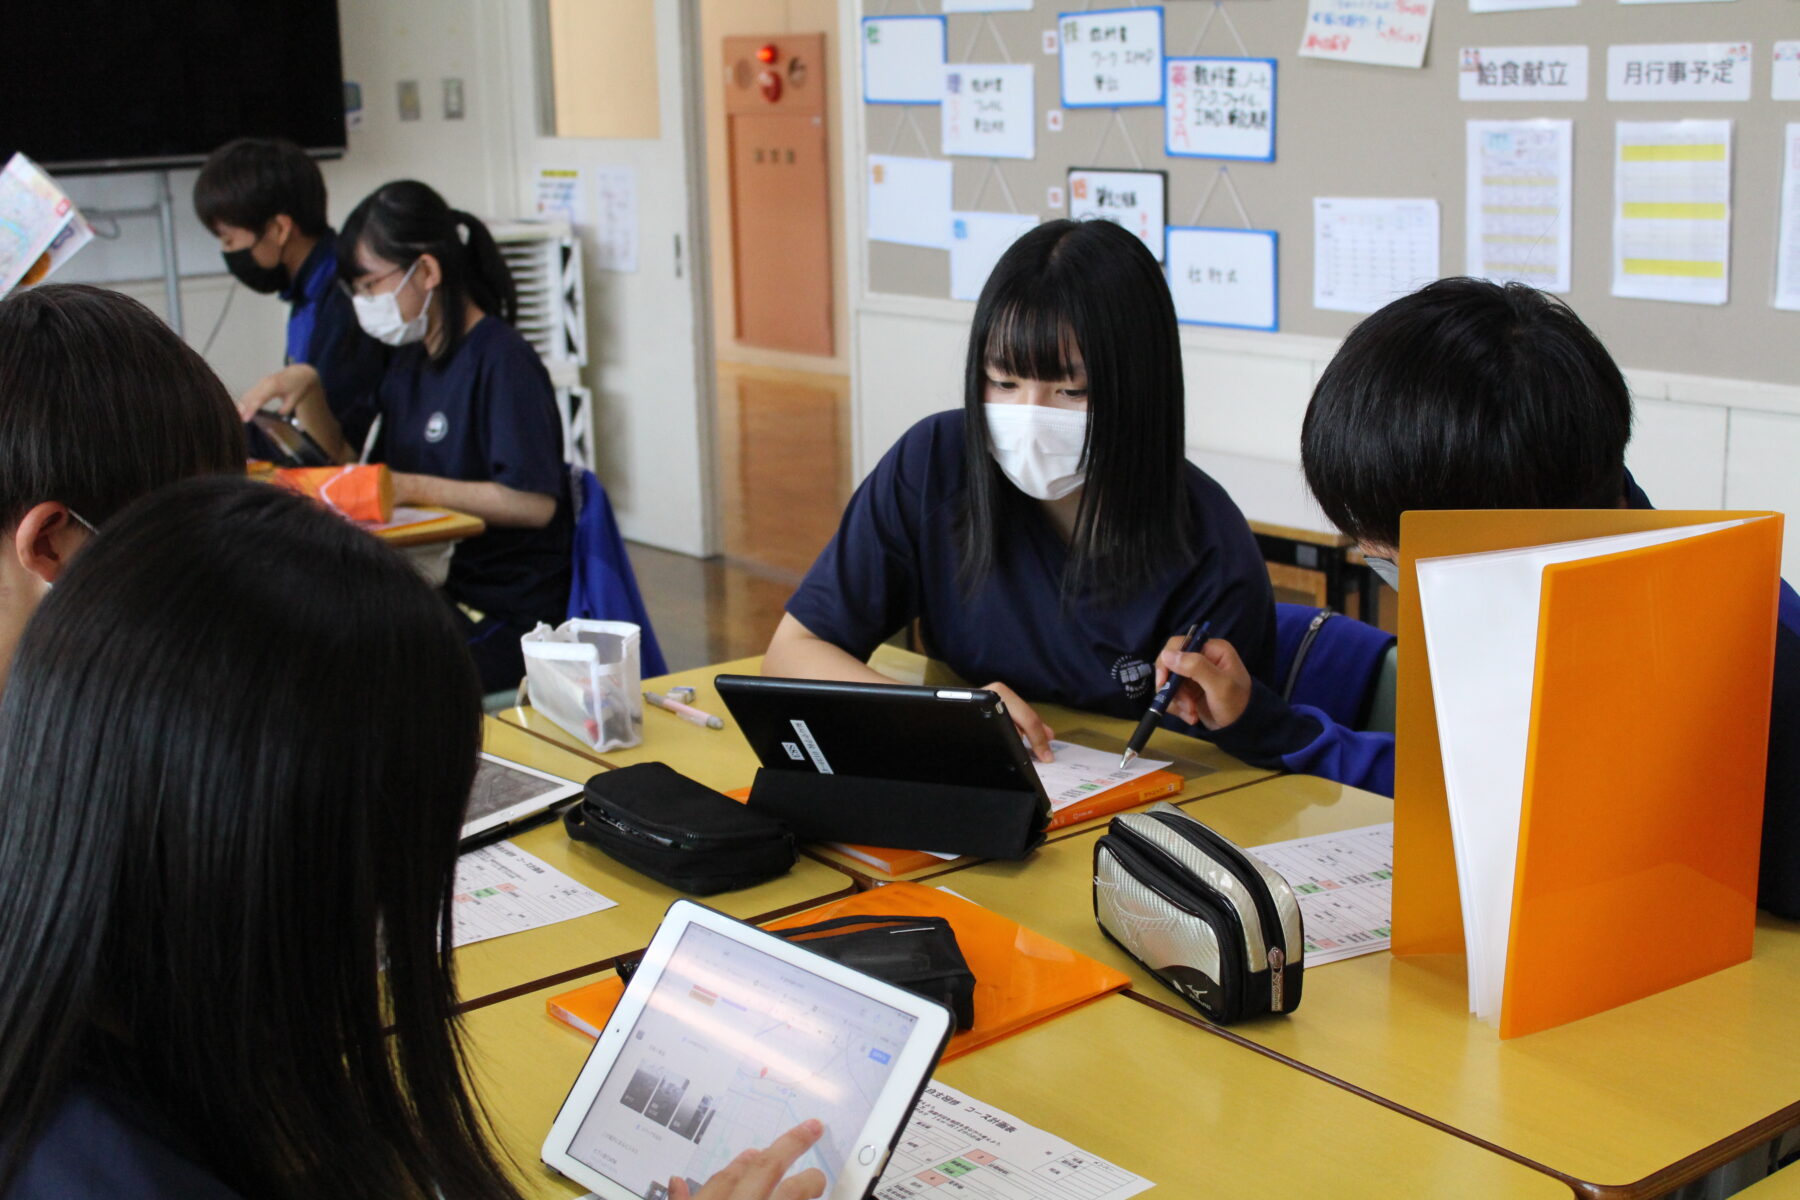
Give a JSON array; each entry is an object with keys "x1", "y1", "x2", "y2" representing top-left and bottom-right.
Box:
[
  {"x1": 1500, "y1": 516, "x2": 1779, "y2": 1037},
  {"x1": 1392, "y1": 508, "x2": 1781, "y2": 959},
  {"x1": 547, "y1": 882, "x2": 1131, "y2": 1059}
]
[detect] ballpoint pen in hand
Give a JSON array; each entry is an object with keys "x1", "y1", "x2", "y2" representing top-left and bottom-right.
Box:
[{"x1": 1119, "y1": 621, "x2": 1210, "y2": 770}]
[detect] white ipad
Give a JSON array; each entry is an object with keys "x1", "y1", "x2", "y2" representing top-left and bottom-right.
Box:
[
  {"x1": 460, "y1": 752, "x2": 584, "y2": 844},
  {"x1": 541, "y1": 900, "x2": 953, "y2": 1200}
]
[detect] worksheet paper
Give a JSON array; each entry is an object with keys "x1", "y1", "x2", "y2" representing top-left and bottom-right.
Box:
[
  {"x1": 1165, "y1": 56, "x2": 1277, "y2": 161},
  {"x1": 950, "y1": 211, "x2": 1039, "y2": 302},
  {"x1": 1248, "y1": 824, "x2": 1394, "y2": 967},
  {"x1": 1312, "y1": 197, "x2": 1441, "y2": 314},
  {"x1": 451, "y1": 842, "x2": 616, "y2": 948},
  {"x1": 869, "y1": 156, "x2": 954, "y2": 249},
  {"x1": 1773, "y1": 42, "x2": 1800, "y2": 102},
  {"x1": 942, "y1": 63, "x2": 1035, "y2": 160},
  {"x1": 1606, "y1": 43, "x2": 1752, "y2": 103},
  {"x1": 1058, "y1": 8, "x2": 1165, "y2": 108},
  {"x1": 1414, "y1": 521, "x2": 1750, "y2": 1021},
  {"x1": 1458, "y1": 45, "x2": 1589, "y2": 101},
  {"x1": 1165, "y1": 226, "x2": 1280, "y2": 330},
  {"x1": 1777, "y1": 125, "x2": 1800, "y2": 311},
  {"x1": 1068, "y1": 168, "x2": 1166, "y2": 261},
  {"x1": 863, "y1": 16, "x2": 948, "y2": 105},
  {"x1": 1033, "y1": 740, "x2": 1171, "y2": 812},
  {"x1": 1611, "y1": 120, "x2": 1732, "y2": 305},
  {"x1": 1299, "y1": 0, "x2": 1435, "y2": 71},
  {"x1": 873, "y1": 1082, "x2": 1153, "y2": 1200},
  {"x1": 1465, "y1": 119, "x2": 1573, "y2": 293}
]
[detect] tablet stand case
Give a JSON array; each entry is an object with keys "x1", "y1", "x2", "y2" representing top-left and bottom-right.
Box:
[{"x1": 745, "y1": 767, "x2": 1048, "y2": 861}]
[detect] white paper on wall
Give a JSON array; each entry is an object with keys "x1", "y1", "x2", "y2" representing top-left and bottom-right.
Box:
[
  {"x1": 1165, "y1": 226, "x2": 1279, "y2": 330},
  {"x1": 1313, "y1": 197, "x2": 1441, "y2": 314},
  {"x1": 1068, "y1": 168, "x2": 1167, "y2": 261},
  {"x1": 1165, "y1": 57, "x2": 1276, "y2": 161},
  {"x1": 1611, "y1": 120, "x2": 1732, "y2": 306},
  {"x1": 591, "y1": 166, "x2": 638, "y2": 273},
  {"x1": 1458, "y1": 46, "x2": 1588, "y2": 101},
  {"x1": 1058, "y1": 8, "x2": 1165, "y2": 107},
  {"x1": 1607, "y1": 43, "x2": 1752, "y2": 102},
  {"x1": 862, "y1": 16, "x2": 947, "y2": 105},
  {"x1": 950, "y1": 211, "x2": 1040, "y2": 301},
  {"x1": 1465, "y1": 120, "x2": 1573, "y2": 293},
  {"x1": 868, "y1": 156, "x2": 954, "y2": 250},
  {"x1": 942, "y1": 64, "x2": 1035, "y2": 160},
  {"x1": 1773, "y1": 43, "x2": 1800, "y2": 101},
  {"x1": 1777, "y1": 124, "x2": 1800, "y2": 310},
  {"x1": 1299, "y1": 0, "x2": 1436, "y2": 70}
]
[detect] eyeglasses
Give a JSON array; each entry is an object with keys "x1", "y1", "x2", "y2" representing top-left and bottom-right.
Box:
[
  {"x1": 68, "y1": 508, "x2": 98, "y2": 536},
  {"x1": 340, "y1": 264, "x2": 407, "y2": 300}
]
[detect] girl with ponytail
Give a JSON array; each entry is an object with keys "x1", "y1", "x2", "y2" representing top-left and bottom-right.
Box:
[{"x1": 246, "y1": 180, "x2": 571, "y2": 691}]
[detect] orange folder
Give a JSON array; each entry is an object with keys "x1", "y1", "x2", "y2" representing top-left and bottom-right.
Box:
[
  {"x1": 1393, "y1": 510, "x2": 1782, "y2": 1037},
  {"x1": 548, "y1": 882, "x2": 1131, "y2": 1059},
  {"x1": 273, "y1": 464, "x2": 394, "y2": 523}
]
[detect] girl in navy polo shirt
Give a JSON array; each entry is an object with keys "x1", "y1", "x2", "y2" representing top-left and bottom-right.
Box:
[
  {"x1": 259, "y1": 180, "x2": 571, "y2": 693},
  {"x1": 764, "y1": 218, "x2": 1275, "y2": 760}
]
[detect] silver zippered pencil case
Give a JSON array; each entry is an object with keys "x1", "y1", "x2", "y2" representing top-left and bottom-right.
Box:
[{"x1": 1092, "y1": 802, "x2": 1306, "y2": 1024}]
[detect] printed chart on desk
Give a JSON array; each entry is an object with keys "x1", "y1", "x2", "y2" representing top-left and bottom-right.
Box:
[
  {"x1": 875, "y1": 1082, "x2": 1152, "y2": 1200},
  {"x1": 1249, "y1": 823, "x2": 1393, "y2": 967},
  {"x1": 566, "y1": 923, "x2": 919, "y2": 1200}
]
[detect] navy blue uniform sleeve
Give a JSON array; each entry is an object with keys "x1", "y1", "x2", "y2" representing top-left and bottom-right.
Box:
[
  {"x1": 304, "y1": 288, "x2": 387, "y2": 452},
  {"x1": 478, "y1": 332, "x2": 565, "y2": 498},
  {"x1": 785, "y1": 429, "x2": 928, "y2": 662},
  {"x1": 1208, "y1": 679, "x2": 1395, "y2": 796}
]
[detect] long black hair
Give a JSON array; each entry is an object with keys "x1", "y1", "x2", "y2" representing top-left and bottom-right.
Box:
[
  {"x1": 0, "y1": 284, "x2": 244, "y2": 529},
  {"x1": 0, "y1": 478, "x2": 522, "y2": 1200},
  {"x1": 337, "y1": 179, "x2": 517, "y2": 367},
  {"x1": 958, "y1": 219, "x2": 1191, "y2": 599},
  {"x1": 1301, "y1": 277, "x2": 1633, "y2": 549}
]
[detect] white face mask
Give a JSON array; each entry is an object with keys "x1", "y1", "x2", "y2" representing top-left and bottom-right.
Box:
[
  {"x1": 983, "y1": 403, "x2": 1089, "y2": 501},
  {"x1": 351, "y1": 261, "x2": 432, "y2": 346}
]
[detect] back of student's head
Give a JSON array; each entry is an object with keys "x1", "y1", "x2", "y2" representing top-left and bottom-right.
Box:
[
  {"x1": 1300, "y1": 277, "x2": 1633, "y2": 550},
  {"x1": 337, "y1": 179, "x2": 517, "y2": 365},
  {"x1": 0, "y1": 478, "x2": 521, "y2": 1200},
  {"x1": 193, "y1": 137, "x2": 329, "y2": 237},
  {"x1": 959, "y1": 217, "x2": 1189, "y2": 596},
  {"x1": 0, "y1": 284, "x2": 244, "y2": 531}
]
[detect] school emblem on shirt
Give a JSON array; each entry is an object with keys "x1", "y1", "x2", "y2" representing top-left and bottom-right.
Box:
[
  {"x1": 1111, "y1": 655, "x2": 1154, "y2": 701},
  {"x1": 425, "y1": 411, "x2": 449, "y2": 443}
]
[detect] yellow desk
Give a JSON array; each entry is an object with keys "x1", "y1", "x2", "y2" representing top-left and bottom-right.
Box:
[
  {"x1": 953, "y1": 772, "x2": 1800, "y2": 1200},
  {"x1": 454, "y1": 720, "x2": 858, "y2": 1009},
  {"x1": 498, "y1": 648, "x2": 1279, "y2": 882},
  {"x1": 461, "y1": 985, "x2": 1572, "y2": 1199},
  {"x1": 1740, "y1": 1163, "x2": 1800, "y2": 1197}
]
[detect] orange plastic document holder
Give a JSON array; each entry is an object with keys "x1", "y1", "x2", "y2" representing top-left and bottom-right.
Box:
[
  {"x1": 547, "y1": 882, "x2": 1131, "y2": 1059},
  {"x1": 273, "y1": 464, "x2": 394, "y2": 524},
  {"x1": 1392, "y1": 509, "x2": 1781, "y2": 1038}
]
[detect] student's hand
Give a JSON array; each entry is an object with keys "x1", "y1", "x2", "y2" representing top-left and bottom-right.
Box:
[
  {"x1": 984, "y1": 680, "x2": 1055, "y2": 762},
  {"x1": 1155, "y1": 635, "x2": 1253, "y2": 731},
  {"x1": 236, "y1": 363, "x2": 323, "y2": 422},
  {"x1": 669, "y1": 1119, "x2": 828, "y2": 1200}
]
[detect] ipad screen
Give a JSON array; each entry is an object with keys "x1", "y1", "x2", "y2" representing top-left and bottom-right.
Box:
[{"x1": 565, "y1": 923, "x2": 919, "y2": 1200}]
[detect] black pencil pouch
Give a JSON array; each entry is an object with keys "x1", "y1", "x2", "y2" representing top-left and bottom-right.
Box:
[
  {"x1": 1093, "y1": 802, "x2": 1305, "y2": 1024},
  {"x1": 564, "y1": 762, "x2": 797, "y2": 895},
  {"x1": 620, "y1": 913, "x2": 976, "y2": 1031}
]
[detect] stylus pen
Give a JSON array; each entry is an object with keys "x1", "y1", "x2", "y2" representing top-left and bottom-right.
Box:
[
  {"x1": 645, "y1": 689, "x2": 725, "y2": 730},
  {"x1": 1119, "y1": 621, "x2": 1211, "y2": 770}
]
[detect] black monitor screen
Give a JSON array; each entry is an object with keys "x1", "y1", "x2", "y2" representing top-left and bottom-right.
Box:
[{"x1": 0, "y1": 0, "x2": 345, "y2": 173}]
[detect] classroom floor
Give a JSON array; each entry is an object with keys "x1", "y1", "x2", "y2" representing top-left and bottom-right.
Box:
[{"x1": 625, "y1": 361, "x2": 853, "y2": 672}]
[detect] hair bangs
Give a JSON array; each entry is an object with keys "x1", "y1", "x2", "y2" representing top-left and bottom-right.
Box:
[{"x1": 983, "y1": 292, "x2": 1081, "y2": 382}]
